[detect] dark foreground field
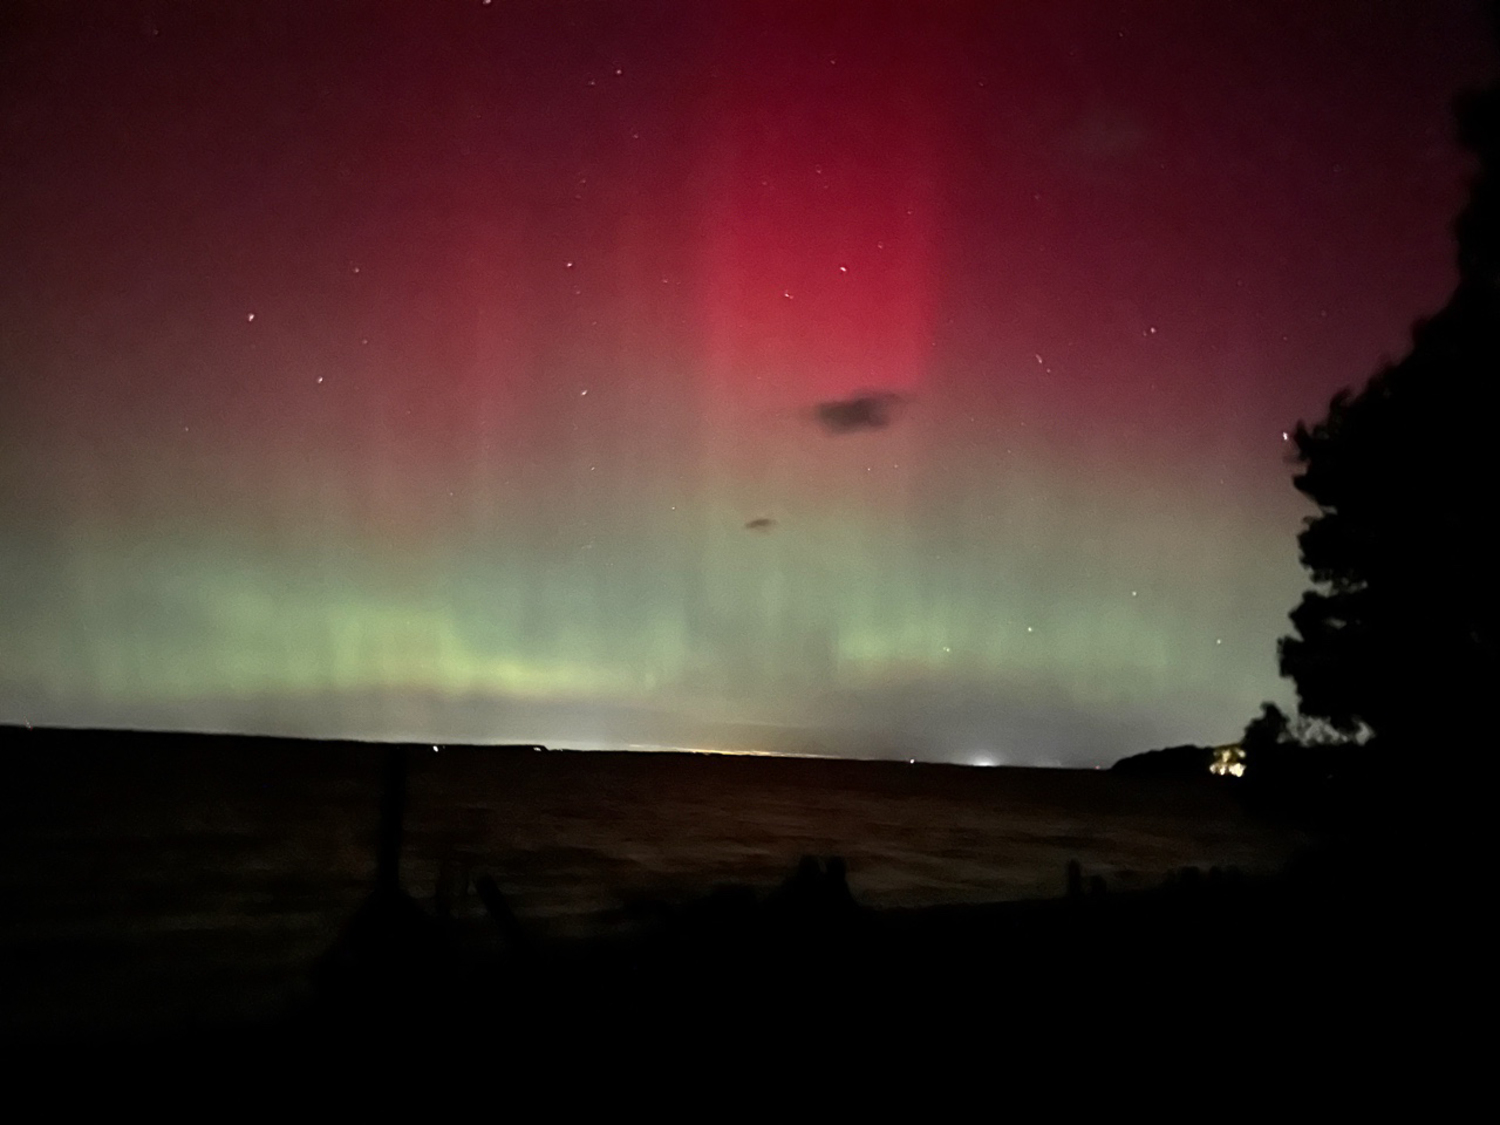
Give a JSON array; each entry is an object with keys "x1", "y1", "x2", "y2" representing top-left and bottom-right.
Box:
[
  {"x1": 0, "y1": 726, "x2": 1480, "y2": 1076},
  {"x1": 290, "y1": 842, "x2": 1475, "y2": 1070},
  {"x1": 295, "y1": 856, "x2": 1397, "y2": 1046}
]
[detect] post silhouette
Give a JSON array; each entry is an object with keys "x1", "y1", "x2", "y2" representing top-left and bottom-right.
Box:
[{"x1": 376, "y1": 744, "x2": 408, "y2": 894}]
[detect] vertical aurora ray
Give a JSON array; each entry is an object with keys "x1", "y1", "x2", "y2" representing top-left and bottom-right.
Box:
[{"x1": 683, "y1": 8, "x2": 950, "y2": 721}]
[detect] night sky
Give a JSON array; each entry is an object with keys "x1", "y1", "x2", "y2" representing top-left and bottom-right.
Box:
[{"x1": 2, "y1": 2, "x2": 1493, "y2": 764}]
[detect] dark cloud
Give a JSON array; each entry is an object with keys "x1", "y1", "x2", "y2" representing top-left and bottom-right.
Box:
[
  {"x1": 812, "y1": 391, "x2": 906, "y2": 435},
  {"x1": 744, "y1": 517, "x2": 776, "y2": 532}
]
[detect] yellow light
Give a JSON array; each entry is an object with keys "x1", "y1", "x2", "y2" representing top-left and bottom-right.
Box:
[{"x1": 1210, "y1": 744, "x2": 1246, "y2": 777}]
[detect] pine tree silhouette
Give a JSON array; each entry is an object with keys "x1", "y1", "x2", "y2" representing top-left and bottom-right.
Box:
[{"x1": 1279, "y1": 13, "x2": 1498, "y2": 760}]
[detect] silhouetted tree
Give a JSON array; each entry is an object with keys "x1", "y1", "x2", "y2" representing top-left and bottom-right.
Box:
[
  {"x1": 1241, "y1": 702, "x2": 1291, "y2": 758},
  {"x1": 1279, "y1": 33, "x2": 1498, "y2": 758}
]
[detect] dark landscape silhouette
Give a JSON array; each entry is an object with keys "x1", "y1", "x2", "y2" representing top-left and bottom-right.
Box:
[{"x1": 0, "y1": 723, "x2": 1468, "y2": 1072}]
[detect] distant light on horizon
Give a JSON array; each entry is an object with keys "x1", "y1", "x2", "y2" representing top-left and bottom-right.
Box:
[{"x1": 1210, "y1": 745, "x2": 1247, "y2": 777}]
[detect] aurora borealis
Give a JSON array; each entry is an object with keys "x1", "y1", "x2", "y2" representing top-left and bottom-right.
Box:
[{"x1": 1, "y1": 2, "x2": 1493, "y2": 764}]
